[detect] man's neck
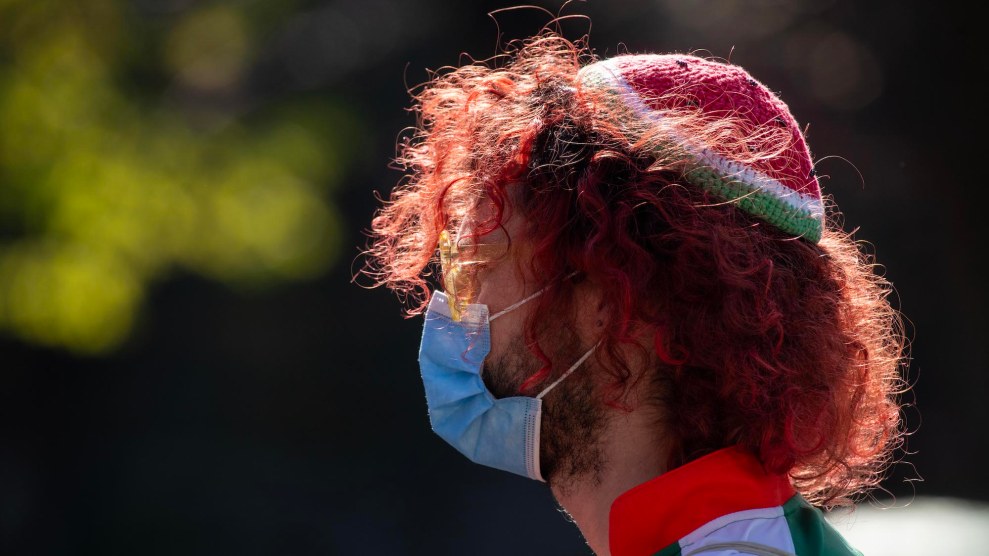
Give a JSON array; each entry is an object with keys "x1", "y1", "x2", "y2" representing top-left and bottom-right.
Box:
[{"x1": 550, "y1": 407, "x2": 668, "y2": 556}]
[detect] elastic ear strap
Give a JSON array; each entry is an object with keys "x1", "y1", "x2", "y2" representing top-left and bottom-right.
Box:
[
  {"x1": 489, "y1": 271, "x2": 581, "y2": 322},
  {"x1": 489, "y1": 286, "x2": 547, "y2": 322},
  {"x1": 536, "y1": 340, "x2": 601, "y2": 400}
]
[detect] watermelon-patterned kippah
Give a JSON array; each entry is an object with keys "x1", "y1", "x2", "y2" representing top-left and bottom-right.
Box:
[{"x1": 578, "y1": 54, "x2": 825, "y2": 243}]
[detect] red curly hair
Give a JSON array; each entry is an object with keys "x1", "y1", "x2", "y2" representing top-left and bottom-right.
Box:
[{"x1": 364, "y1": 34, "x2": 907, "y2": 507}]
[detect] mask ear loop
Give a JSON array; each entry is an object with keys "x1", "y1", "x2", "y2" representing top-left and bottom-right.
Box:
[
  {"x1": 536, "y1": 340, "x2": 601, "y2": 400},
  {"x1": 489, "y1": 287, "x2": 546, "y2": 321},
  {"x1": 487, "y1": 270, "x2": 595, "y2": 399},
  {"x1": 489, "y1": 271, "x2": 581, "y2": 322}
]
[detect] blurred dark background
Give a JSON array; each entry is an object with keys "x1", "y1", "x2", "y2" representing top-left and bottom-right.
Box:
[{"x1": 0, "y1": 1, "x2": 983, "y2": 554}]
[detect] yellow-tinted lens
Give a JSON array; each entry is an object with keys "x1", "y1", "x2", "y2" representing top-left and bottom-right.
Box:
[
  {"x1": 438, "y1": 230, "x2": 467, "y2": 321},
  {"x1": 438, "y1": 229, "x2": 508, "y2": 322}
]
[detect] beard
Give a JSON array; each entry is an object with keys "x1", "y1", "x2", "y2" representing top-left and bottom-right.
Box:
[{"x1": 482, "y1": 324, "x2": 606, "y2": 491}]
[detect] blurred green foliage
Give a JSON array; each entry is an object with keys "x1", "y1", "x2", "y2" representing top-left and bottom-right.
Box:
[{"x1": 0, "y1": 0, "x2": 352, "y2": 354}]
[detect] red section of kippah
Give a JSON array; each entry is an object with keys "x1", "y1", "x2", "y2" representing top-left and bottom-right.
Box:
[{"x1": 602, "y1": 54, "x2": 821, "y2": 201}]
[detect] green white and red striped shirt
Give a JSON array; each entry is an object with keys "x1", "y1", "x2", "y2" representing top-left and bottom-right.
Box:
[{"x1": 608, "y1": 447, "x2": 863, "y2": 556}]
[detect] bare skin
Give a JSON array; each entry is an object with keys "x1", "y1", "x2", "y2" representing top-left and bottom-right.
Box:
[{"x1": 467, "y1": 208, "x2": 670, "y2": 556}]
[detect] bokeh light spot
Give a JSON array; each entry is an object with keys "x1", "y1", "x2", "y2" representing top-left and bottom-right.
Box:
[{"x1": 166, "y1": 5, "x2": 250, "y2": 92}]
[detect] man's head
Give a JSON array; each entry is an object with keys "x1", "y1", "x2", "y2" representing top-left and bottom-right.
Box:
[{"x1": 365, "y1": 34, "x2": 906, "y2": 507}]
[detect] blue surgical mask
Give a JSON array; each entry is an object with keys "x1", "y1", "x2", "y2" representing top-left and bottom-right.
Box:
[{"x1": 417, "y1": 288, "x2": 597, "y2": 481}]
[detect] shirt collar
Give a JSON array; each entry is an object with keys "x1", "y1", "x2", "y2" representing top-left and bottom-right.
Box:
[{"x1": 608, "y1": 446, "x2": 795, "y2": 556}]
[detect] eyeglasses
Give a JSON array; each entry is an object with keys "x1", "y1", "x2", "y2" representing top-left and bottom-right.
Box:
[{"x1": 438, "y1": 229, "x2": 508, "y2": 321}]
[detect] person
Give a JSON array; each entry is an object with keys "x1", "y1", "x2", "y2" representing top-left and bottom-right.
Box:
[{"x1": 363, "y1": 33, "x2": 907, "y2": 556}]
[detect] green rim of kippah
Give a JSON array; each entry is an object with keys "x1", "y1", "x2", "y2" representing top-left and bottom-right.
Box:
[{"x1": 685, "y1": 166, "x2": 823, "y2": 243}]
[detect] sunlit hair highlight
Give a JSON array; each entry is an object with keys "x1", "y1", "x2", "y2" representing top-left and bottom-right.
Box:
[{"x1": 363, "y1": 33, "x2": 908, "y2": 508}]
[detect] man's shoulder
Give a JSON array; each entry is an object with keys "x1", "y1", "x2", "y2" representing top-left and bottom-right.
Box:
[{"x1": 671, "y1": 495, "x2": 862, "y2": 556}]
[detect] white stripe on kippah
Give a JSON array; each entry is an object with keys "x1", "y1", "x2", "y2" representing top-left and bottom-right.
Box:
[{"x1": 578, "y1": 60, "x2": 824, "y2": 220}]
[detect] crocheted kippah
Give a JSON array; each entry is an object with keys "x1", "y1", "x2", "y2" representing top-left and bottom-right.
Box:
[{"x1": 578, "y1": 54, "x2": 824, "y2": 243}]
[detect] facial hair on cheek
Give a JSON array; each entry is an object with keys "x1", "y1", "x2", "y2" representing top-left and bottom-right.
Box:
[
  {"x1": 482, "y1": 328, "x2": 606, "y2": 487},
  {"x1": 481, "y1": 333, "x2": 535, "y2": 400},
  {"x1": 540, "y1": 363, "x2": 606, "y2": 488}
]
